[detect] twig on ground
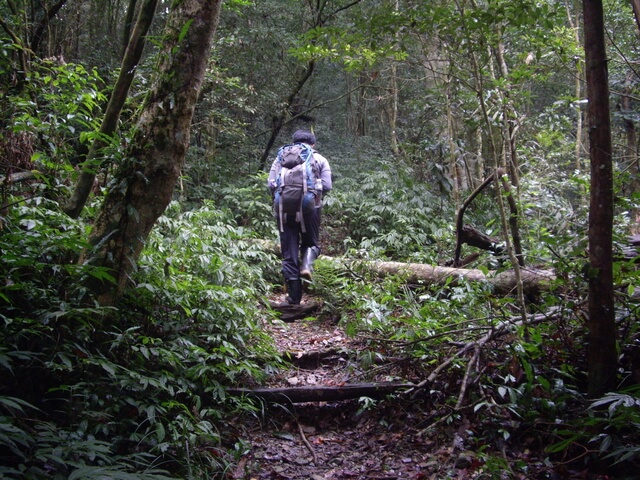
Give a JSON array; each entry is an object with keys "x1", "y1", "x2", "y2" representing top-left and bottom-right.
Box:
[
  {"x1": 406, "y1": 307, "x2": 564, "y2": 403},
  {"x1": 456, "y1": 344, "x2": 481, "y2": 409},
  {"x1": 297, "y1": 420, "x2": 318, "y2": 465}
]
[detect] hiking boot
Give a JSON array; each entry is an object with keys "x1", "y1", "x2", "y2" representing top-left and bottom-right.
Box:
[
  {"x1": 300, "y1": 246, "x2": 319, "y2": 280},
  {"x1": 286, "y1": 278, "x2": 302, "y2": 305}
]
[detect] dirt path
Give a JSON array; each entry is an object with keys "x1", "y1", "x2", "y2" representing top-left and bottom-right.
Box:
[
  {"x1": 228, "y1": 292, "x2": 434, "y2": 480},
  {"x1": 226, "y1": 292, "x2": 605, "y2": 479},
  {"x1": 226, "y1": 293, "x2": 490, "y2": 480}
]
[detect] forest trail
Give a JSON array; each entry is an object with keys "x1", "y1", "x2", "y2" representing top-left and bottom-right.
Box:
[
  {"x1": 228, "y1": 290, "x2": 524, "y2": 480},
  {"x1": 231, "y1": 291, "x2": 439, "y2": 480},
  {"x1": 225, "y1": 288, "x2": 620, "y2": 480}
]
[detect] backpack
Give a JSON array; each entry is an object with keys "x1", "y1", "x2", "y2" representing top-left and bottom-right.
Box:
[{"x1": 273, "y1": 143, "x2": 320, "y2": 232}]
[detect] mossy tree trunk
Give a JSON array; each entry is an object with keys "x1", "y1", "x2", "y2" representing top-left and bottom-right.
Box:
[{"x1": 82, "y1": 0, "x2": 223, "y2": 306}]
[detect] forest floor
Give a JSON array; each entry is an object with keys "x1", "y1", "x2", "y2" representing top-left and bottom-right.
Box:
[{"x1": 226, "y1": 291, "x2": 615, "y2": 480}]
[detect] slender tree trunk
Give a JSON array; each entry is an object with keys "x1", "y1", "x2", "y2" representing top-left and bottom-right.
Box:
[
  {"x1": 495, "y1": 37, "x2": 519, "y2": 188},
  {"x1": 622, "y1": 72, "x2": 640, "y2": 232},
  {"x1": 347, "y1": 70, "x2": 374, "y2": 138},
  {"x1": 355, "y1": 71, "x2": 368, "y2": 136},
  {"x1": 566, "y1": 4, "x2": 585, "y2": 172},
  {"x1": 446, "y1": 77, "x2": 459, "y2": 204},
  {"x1": 627, "y1": 0, "x2": 640, "y2": 233},
  {"x1": 575, "y1": 73, "x2": 585, "y2": 172},
  {"x1": 122, "y1": 0, "x2": 139, "y2": 56},
  {"x1": 631, "y1": 0, "x2": 640, "y2": 32},
  {"x1": 388, "y1": 0, "x2": 400, "y2": 155},
  {"x1": 389, "y1": 61, "x2": 399, "y2": 155},
  {"x1": 29, "y1": 0, "x2": 68, "y2": 55},
  {"x1": 64, "y1": 0, "x2": 159, "y2": 219},
  {"x1": 583, "y1": 0, "x2": 617, "y2": 397},
  {"x1": 474, "y1": 127, "x2": 483, "y2": 188},
  {"x1": 346, "y1": 75, "x2": 357, "y2": 134},
  {"x1": 622, "y1": 74, "x2": 638, "y2": 170},
  {"x1": 258, "y1": 61, "x2": 315, "y2": 171},
  {"x1": 82, "y1": 0, "x2": 223, "y2": 306},
  {"x1": 468, "y1": 45, "x2": 524, "y2": 263}
]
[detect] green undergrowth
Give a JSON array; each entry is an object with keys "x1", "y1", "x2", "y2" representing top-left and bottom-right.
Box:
[
  {"x1": 0, "y1": 198, "x2": 283, "y2": 479},
  {"x1": 307, "y1": 250, "x2": 640, "y2": 477},
  {"x1": 2, "y1": 161, "x2": 640, "y2": 477}
]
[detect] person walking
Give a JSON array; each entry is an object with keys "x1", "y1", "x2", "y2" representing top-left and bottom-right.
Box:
[{"x1": 268, "y1": 130, "x2": 332, "y2": 305}]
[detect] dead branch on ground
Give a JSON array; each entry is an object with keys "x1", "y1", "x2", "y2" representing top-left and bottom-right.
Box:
[{"x1": 405, "y1": 306, "x2": 564, "y2": 408}]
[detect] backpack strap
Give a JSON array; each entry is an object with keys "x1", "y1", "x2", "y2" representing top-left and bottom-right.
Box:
[
  {"x1": 298, "y1": 158, "x2": 308, "y2": 233},
  {"x1": 297, "y1": 146, "x2": 316, "y2": 233},
  {"x1": 278, "y1": 165, "x2": 287, "y2": 232}
]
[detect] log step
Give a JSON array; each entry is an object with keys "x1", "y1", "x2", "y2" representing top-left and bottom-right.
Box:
[{"x1": 227, "y1": 382, "x2": 415, "y2": 403}]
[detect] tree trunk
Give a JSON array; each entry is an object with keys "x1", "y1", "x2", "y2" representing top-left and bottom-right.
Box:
[
  {"x1": 388, "y1": 60, "x2": 400, "y2": 156},
  {"x1": 388, "y1": 0, "x2": 400, "y2": 155},
  {"x1": 494, "y1": 36, "x2": 519, "y2": 189},
  {"x1": 566, "y1": 4, "x2": 585, "y2": 173},
  {"x1": 631, "y1": 0, "x2": 640, "y2": 33},
  {"x1": 122, "y1": 0, "x2": 139, "y2": 57},
  {"x1": 82, "y1": 0, "x2": 223, "y2": 306},
  {"x1": 258, "y1": 61, "x2": 315, "y2": 171},
  {"x1": 64, "y1": 0, "x2": 159, "y2": 219},
  {"x1": 446, "y1": 76, "x2": 460, "y2": 205},
  {"x1": 30, "y1": 0, "x2": 69, "y2": 55},
  {"x1": 452, "y1": 169, "x2": 522, "y2": 267},
  {"x1": 355, "y1": 71, "x2": 368, "y2": 136},
  {"x1": 622, "y1": 72, "x2": 640, "y2": 233},
  {"x1": 583, "y1": 0, "x2": 617, "y2": 397}
]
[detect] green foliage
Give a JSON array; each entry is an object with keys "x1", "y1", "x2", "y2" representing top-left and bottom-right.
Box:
[
  {"x1": 0, "y1": 196, "x2": 99, "y2": 311},
  {"x1": 0, "y1": 403, "x2": 179, "y2": 479},
  {"x1": 0, "y1": 197, "x2": 282, "y2": 478},
  {"x1": 0, "y1": 197, "x2": 179, "y2": 477},
  {"x1": 2, "y1": 0, "x2": 640, "y2": 476},
  {"x1": 291, "y1": 23, "x2": 408, "y2": 71},
  {"x1": 143, "y1": 199, "x2": 279, "y2": 288},
  {"x1": 325, "y1": 159, "x2": 449, "y2": 262},
  {"x1": 217, "y1": 173, "x2": 277, "y2": 239},
  {"x1": 545, "y1": 386, "x2": 640, "y2": 474},
  {"x1": 5, "y1": 59, "x2": 107, "y2": 178},
  {"x1": 588, "y1": 388, "x2": 640, "y2": 465}
]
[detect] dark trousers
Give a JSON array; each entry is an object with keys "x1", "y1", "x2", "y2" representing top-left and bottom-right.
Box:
[{"x1": 279, "y1": 208, "x2": 321, "y2": 281}]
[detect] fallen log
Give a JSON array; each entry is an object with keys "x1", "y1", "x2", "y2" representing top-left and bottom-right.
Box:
[
  {"x1": 227, "y1": 382, "x2": 415, "y2": 404},
  {"x1": 356, "y1": 260, "x2": 555, "y2": 295},
  {"x1": 282, "y1": 348, "x2": 345, "y2": 369},
  {"x1": 458, "y1": 224, "x2": 502, "y2": 253},
  {"x1": 254, "y1": 241, "x2": 556, "y2": 294},
  {"x1": 0, "y1": 170, "x2": 37, "y2": 186}
]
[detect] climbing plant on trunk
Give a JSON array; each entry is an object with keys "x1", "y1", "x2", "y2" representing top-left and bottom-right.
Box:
[{"x1": 82, "y1": 0, "x2": 223, "y2": 306}]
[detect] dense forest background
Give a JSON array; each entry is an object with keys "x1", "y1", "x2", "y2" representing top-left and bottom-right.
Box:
[{"x1": 2, "y1": 0, "x2": 640, "y2": 478}]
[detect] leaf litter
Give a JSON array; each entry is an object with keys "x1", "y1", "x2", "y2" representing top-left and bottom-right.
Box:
[{"x1": 225, "y1": 293, "x2": 616, "y2": 479}]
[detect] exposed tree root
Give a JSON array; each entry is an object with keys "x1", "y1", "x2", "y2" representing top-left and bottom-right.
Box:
[{"x1": 269, "y1": 301, "x2": 320, "y2": 322}]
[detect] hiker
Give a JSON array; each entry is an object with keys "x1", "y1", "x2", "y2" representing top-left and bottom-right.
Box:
[{"x1": 268, "y1": 129, "x2": 332, "y2": 305}]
